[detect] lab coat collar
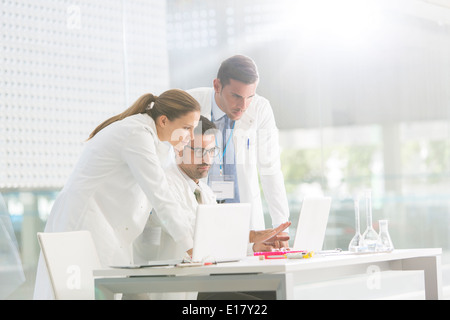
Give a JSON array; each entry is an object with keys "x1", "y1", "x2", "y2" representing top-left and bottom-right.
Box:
[
  {"x1": 142, "y1": 114, "x2": 174, "y2": 165},
  {"x1": 144, "y1": 115, "x2": 158, "y2": 140},
  {"x1": 176, "y1": 165, "x2": 199, "y2": 193},
  {"x1": 144, "y1": 114, "x2": 171, "y2": 148}
]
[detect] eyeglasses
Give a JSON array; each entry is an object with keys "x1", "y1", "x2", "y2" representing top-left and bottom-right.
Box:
[{"x1": 186, "y1": 146, "x2": 220, "y2": 158}]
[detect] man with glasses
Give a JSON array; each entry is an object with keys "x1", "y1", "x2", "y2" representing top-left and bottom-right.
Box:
[{"x1": 175, "y1": 117, "x2": 220, "y2": 207}]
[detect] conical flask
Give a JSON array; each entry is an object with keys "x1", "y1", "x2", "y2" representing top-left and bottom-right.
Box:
[
  {"x1": 360, "y1": 190, "x2": 378, "y2": 252},
  {"x1": 376, "y1": 220, "x2": 394, "y2": 252},
  {"x1": 348, "y1": 198, "x2": 362, "y2": 252}
]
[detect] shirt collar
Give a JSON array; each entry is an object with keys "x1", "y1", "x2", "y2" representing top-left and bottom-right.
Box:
[{"x1": 211, "y1": 91, "x2": 227, "y2": 122}]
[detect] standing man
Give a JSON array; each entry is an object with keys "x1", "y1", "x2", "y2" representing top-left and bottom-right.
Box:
[{"x1": 187, "y1": 55, "x2": 290, "y2": 237}]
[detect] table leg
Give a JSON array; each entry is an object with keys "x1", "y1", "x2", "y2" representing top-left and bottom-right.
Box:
[
  {"x1": 95, "y1": 282, "x2": 116, "y2": 300},
  {"x1": 401, "y1": 255, "x2": 442, "y2": 300},
  {"x1": 275, "y1": 273, "x2": 294, "y2": 300}
]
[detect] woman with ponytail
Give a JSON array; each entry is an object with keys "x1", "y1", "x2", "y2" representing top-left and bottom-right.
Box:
[{"x1": 34, "y1": 89, "x2": 201, "y2": 299}]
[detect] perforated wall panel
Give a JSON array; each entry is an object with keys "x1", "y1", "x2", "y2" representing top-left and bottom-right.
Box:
[{"x1": 0, "y1": 0, "x2": 169, "y2": 189}]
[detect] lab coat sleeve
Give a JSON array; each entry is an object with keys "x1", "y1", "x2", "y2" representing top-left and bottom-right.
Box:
[
  {"x1": 121, "y1": 130, "x2": 193, "y2": 252},
  {"x1": 256, "y1": 99, "x2": 290, "y2": 229}
]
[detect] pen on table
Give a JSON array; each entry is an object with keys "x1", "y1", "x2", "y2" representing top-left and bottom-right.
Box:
[
  {"x1": 176, "y1": 261, "x2": 217, "y2": 267},
  {"x1": 316, "y1": 249, "x2": 342, "y2": 255},
  {"x1": 247, "y1": 138, "x2": 249, "y2": 149}
]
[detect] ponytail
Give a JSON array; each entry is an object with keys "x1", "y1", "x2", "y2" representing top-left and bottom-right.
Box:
[{"x1": 88, "y1": 89, "x2": 199, "y2": 140}]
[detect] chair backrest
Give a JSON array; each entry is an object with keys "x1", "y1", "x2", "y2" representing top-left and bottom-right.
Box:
[{"x1": 37, "y1": 230, "x2": 101, "y2": 300}]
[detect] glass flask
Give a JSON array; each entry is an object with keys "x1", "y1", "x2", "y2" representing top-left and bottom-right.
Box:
[
  {"x1": 360, "y1": 190, "x2": 378, "y2": 252},
  {"x1": 348, "y1": 198, "x2": 362, "y2": 252},
  {"x1": 376, "y1": 220, "x2": 394, "y2": 252}
]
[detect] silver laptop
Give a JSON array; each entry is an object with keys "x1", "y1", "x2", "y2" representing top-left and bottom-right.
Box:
[
  {"x1": 192, "y1": 203, "x2": 251, "y2": 263},
  {"x1": 292, "y1": 197, "x2": 332, "y2": 252}
]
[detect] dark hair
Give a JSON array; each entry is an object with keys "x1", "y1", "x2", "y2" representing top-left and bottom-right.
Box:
[
  {"x1": 88, "y1": 89, "x2": 200, "y2": 140},
  {"x1": 217, "y1": 55, "x2": 259, "y2": 86},
  {"x1": 194, "y1": 115, "x2": 217, "y2": 136}
]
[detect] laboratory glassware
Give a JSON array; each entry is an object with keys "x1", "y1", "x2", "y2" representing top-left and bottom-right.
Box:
[
  {"x1": 348, "y1": 197, "x2": 362, "y2": 252},
  {"x1": 376, "y1": 220, "x2": 394, "y2": 252},
  {"x1": 360, "y1": 190, "x2": 378, "y2": 252}
]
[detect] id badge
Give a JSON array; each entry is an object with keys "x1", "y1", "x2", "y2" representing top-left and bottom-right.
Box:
[{"x1": 209, "y1": 175, "x2": 235, "y2": 200}]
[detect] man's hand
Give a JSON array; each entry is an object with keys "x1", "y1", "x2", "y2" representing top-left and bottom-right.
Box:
[{"x1": 249, "y1": 221, "x2": 291, "y2": 250}]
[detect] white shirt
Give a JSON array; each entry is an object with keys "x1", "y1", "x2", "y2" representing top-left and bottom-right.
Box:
[{"x1": 33, "y1": 114, "x2": 194, "y2": 299}]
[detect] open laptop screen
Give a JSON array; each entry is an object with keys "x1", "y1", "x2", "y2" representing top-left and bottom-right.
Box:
[
  {"x1": 292, "y1": 197, "x2": 332, "y2": 252},
  {"x1": 192, "y1": 203, "x2": 251, "y2": 263}
]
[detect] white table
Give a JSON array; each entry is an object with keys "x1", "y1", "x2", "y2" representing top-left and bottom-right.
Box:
[{"x1": 93, "y1": 248, "x2": 442, "y2": 300}]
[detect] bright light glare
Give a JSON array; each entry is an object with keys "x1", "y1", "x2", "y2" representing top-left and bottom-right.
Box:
[{"x1": 291, "y1": 0, "x2": 382, "y2": 46}]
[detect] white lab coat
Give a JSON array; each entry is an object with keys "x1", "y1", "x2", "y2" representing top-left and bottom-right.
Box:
[
  {"x1": 33, "y1": 114, "x2": 194, "y2": 299},
  {"x1": 187, "y1": 87, "x2": 290, "y2": 231},
  {"x1": 133, "y1": 163, "x2": 217, "y2": 300}
]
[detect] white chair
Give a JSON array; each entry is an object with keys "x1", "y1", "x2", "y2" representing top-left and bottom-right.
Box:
[{"x1": 37, "y1": 230, "x2": 101, "y2": 300}]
